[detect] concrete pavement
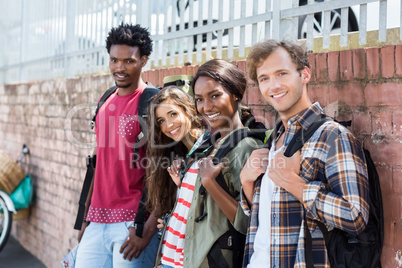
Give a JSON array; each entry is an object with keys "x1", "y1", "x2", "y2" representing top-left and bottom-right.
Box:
[{"x1": 0, "y1": 236, "x2": 46, "y2": 268}]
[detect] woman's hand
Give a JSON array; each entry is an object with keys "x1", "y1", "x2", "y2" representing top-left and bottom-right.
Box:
[
  {"x1": 198, "y1": 156, "x2": 227, "y2": 188},
  {"x1": 167, "y1": 159, "x2": 184, "y2": 187},
  {"x1": 156, "y1": 218, "x2": 165, "y2": 230}
]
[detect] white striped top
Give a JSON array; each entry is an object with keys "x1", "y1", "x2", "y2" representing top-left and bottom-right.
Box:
[{"x1": 161, "y1": 161, "x2": 199, "y2": 267}]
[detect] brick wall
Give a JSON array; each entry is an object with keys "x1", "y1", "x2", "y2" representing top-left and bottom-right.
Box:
[{"x1": 0, "y1": 45, "x2": 401, "y2": 267}]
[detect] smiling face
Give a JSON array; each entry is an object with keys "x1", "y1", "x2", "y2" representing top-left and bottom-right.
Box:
[
  {"x1": 109, "y1": 44, "x2": 147, "y2": 92},
  {"x1": 155, "y1": 99, "x2": 192, "y2": 143},
  {"x1": 194, "y1": 76, "x2": 239, "y2": 133},
  {"x1": 256, "y1": 47, "x2": 311, "y2": 121}
]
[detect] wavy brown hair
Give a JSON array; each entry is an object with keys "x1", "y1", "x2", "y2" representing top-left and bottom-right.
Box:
[
  {"x1": 246, "y1": 39, "x2": 310, "y2": 83},
  {"x1": 145, "y1": 86, "x2": 202, "y2": 217}
]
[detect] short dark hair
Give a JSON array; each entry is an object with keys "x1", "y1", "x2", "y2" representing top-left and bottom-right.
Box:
[
  {"x1": 246, "y1": 39, "x2": 310, "y2": 83},
  {"x1": 192, "y1": 59, "x2": 246, "y2": 100},
  {"x1": 191, "y1": 59, "x2": 260, "y2": 130},
  {"x1": 105, "y1": 23, "x2": 153, "y2": 57}
]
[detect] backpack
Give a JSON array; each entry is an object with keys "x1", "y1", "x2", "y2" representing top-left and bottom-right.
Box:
[
  {"x1": 267, "y1": 114, "x2": 384, "y2": 268},
  {"x1": 73, "y1": 83, "x2": 159, "y2": 234},
  {"x1": 179, "y1": 128, "x2": 266, "y2": 268},
  {"x1": 163, "y1": 74, "x2": 193, "y2": 96}
]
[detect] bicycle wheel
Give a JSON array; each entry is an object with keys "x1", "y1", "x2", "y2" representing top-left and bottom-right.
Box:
[{"x1": 0, "y1": 196, "x2": 12, "y2": 252}]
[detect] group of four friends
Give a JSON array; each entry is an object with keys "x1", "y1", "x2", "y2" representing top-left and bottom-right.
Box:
[{"x1": 73, "y1": 22, "x2": 370, "y2": 268}]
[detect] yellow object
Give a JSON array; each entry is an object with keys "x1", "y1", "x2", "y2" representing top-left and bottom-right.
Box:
[
  {"x1": 163, "y1": 75, "x2": 193, "y2": 96},
  {"x1": 0, "y1": 150, "x2": 25, "y2": 194}
]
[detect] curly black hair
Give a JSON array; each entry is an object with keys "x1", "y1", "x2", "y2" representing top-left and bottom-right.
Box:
[{"x1": 105, "y1": 23, "x2": 153, "y2": 57}]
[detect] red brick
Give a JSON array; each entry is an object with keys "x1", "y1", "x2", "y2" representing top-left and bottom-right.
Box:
[
  {"x1": 328, "y1": 51, "x2": 340, "y2": 82},
  {"x1": 352, "y1": 112, "x2": 372, "y2": 134},
  {"x1": 377, "y1": 165, "x2": 393, "y2": 194},
  {"x1": 174, "y1": 66, "x2": 183, "y2": 75},
  {"x1": 394, "y1": 220, "x2": 402, "y2": 249},
  {"x1": 340, "y1": 50, "x2": 353, "y2": 81},
  {"x1": 315, "y1": 53, "x2": 328, "y2": 82},
  {"x1": 193, "y1": 64, "x2": 200, "y2": 75},
  {"x1": 261, "y1": 109, "x2": 277, "y2": 129},
  {"x1": 147, "y1": 69, "x2": 158, "y2": 86},
  {"x1": 394, "y1": 169, "x2": 402, "y2": 194},
  {"x1": 246, "y1": 74, "x2": 257, "y2": 87},
  {"x1": 328, "y1": 82, "x2": 364, "y2": 107},
  {"x1": 380, "y1": 246, "x2": 398, "y2": 267},
  {"x1": 157, "y1": 69, "x2": 164, "y2": 86},
  {"x1": 142, "y1": 70, "x2": 149, "y2": 83},
  {"x1": 381, "y1": 45, "x2": 395, "y2": 78},
  {"x1": 383, "y1": 219, "x2": 394, "y2": 246},
  {"x1": 243, "y1": 85, "x2": 249, "y2": 104},
  {"x1": 372, "y1": 111, "x2": 393, "y2": 136},
  {"x1": 396, "y1": 45, "x2": 402, "y2": 76},
  {"x1": 393, "y1": 111, "x2": 402, "y2": 137},
  {"x1": 307, "y1": 84, "x2": 330, "y2": 106},
  {"x1": 154, "y1": 69, "x2": 161, "y2": 87},
  {"x1": 182, "y1": 66, "x2": 192, "y2": 77},
  {"x1": 365, "y1": 82, "x2": 402, "y2": 106},
  {"x1": 352, "y1": 48, "x2": 366, "y2": 79},
  {"x1": 158, "y1": 68, "x2": 165, "y2": 85},
  {"x1": 401, "y1": 198, "x2": 402, "y2": 222},
  {"x1": 167, "y1": 67, "x2": 176, "y2": 76},
  {"x1": 382, "y1": 193, "x2": 400, "y2": 219},
  {"x1": 366, "y1": 47, "x2": 381, "y2": 79},
  {"x1": 308, "y1": 53, "x2": 316, "y2": 82},
  {"x1": 246, "y1": 85, "x2": 269, "y2": 106},
  {"x1": 186, "y1": 65, "x2": 196, "y2": 77},
  {"x1": 250, "y1": 107, "x2": 267, "y2": 125},
  {"x1": 237, "y1": 60, "x2": 246, "y2": 72},
  {"x1": 365, "y1": 138, "x2": 402, "y2": 166}
]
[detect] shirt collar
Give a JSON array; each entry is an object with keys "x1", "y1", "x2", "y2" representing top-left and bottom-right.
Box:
[
  {"x1": 273, "y1": 102, "x2": 323, "y2": 145},
  {"x1": 287, "y1": 102, "x2": 323, "y2": 131}
]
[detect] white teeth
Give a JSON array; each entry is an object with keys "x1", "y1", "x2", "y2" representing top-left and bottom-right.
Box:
[
  {"x1": 170, "y1": 127, "x2": 180, "y2": 135},
  {"x1": 116, "y1": 74, "x2": 126, "y2": 78},
  {"x1": 272, "y1": 92, "x2": 286, "y2": 99},
  {"x1": 207, "y1": 113, "x2": 220, "y2": 119}
]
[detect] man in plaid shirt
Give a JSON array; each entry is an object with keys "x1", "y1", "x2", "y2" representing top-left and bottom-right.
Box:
[{"x1": 239, "y1": 39, "x2": 370, "y2": 268}]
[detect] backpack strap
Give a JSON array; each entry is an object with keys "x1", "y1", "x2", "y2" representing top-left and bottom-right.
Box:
[
  {"x1": 179, "y1": 132, "x2": 220, "y2": 183},
  {"x1": 284, "y1": 113, "x2": 332, "y2": 157},
  {"x1": 212, "y1": 129, "x2": 265, "y2": 164},
  {"x1": 131, "y1": 83, "x2": 159, "y2": 237},
  {"x1": 260, "y1": 114, "x2": 332, "y2": 267},
  {"x1": 73, "y1": 155, "x2": 96, "y2": 230},
  {"x1": 75, "y1": 86, "x2": 117, "y2": 230},
  {"x1": 91, "y1": 86, "x2": 118, "y2": 129},
  {"x1": 264, "y1": 120, "x2": 284, "y2": 150},
  {"x1": 132, "y1": 83, "x2": 160, "y2": 168},
  {"x1": 133, "y1": 187, "x2": 148, "y2": 238},
  {"x1": 286, "y1": 113, "x2": 335, "y2": 267}
]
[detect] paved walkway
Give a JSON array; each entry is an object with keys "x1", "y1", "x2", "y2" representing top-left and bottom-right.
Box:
[{"x1": 0, "y1": 236, "x2": 46, "y2": 268}]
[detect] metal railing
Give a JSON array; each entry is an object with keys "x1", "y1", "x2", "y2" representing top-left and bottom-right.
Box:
[{"x1": 0, "y1": 0, "x2": 400, "y2": 85}]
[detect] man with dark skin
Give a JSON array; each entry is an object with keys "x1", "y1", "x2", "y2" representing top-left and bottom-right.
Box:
[{"x1": 75, "y1": 23, "x2": 159, "y2": 268}]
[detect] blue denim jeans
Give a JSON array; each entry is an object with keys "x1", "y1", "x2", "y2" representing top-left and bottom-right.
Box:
[{"x1": 75, "y1": 222, "x2": 159, "y2": 268}]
